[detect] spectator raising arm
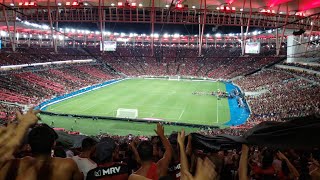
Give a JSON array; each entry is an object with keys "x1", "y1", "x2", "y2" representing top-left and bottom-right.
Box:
[
  {"x1": 277, "y1": 151, "x2": 300, "y2": 179},
  {"x1": 177, "y1": 129, "x2": 189, "y2": 179},
  {"x1": 130, "y1": 137, "x2": 141, "y2": 164},
  {"x1": 155, "y1": 123, "x2": 173, "y2": 177},
  {"x1": 0, "y1": 108, "x2": 40, "y2": 165},
  {"x1": 239, "y1": 144, "x2": 249, "y2": 180}
]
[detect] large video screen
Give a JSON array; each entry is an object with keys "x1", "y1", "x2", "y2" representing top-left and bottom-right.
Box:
[
  {"x1": 100, "y1": 41, "x2": 117, "y2": 51},
  {"x1": 245, "y1": 42, "x2": 260, "y2": 54}
]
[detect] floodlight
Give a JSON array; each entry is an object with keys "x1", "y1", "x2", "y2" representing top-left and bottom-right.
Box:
[{"x1": 176, "y1": 4, "x2": 183, "y2": 8}]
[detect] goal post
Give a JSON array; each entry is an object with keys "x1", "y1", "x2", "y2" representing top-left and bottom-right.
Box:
[
  {"x1": 116, "y1": 108, "x2": 138, "y2": 119},
  {"x1": 168, "y1": 75, "x2": 180, "y2": 81}
]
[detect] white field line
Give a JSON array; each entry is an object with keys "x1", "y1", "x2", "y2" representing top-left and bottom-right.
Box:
[
  {"x1": 177, "y1": 108, "x2": 185, "y2": 121},
  {"x1": 216, "y1": 83, "x2": 219, "y2": 123},
  {"x1": 216, "y1": 98, "x2": 219, "y2": 123},
  {"x1": 117, "y1": 104, "x2": 184, "y2": 111},
  {"x1": 49, "y1": 94, "x2": 86, "y2": 109}
]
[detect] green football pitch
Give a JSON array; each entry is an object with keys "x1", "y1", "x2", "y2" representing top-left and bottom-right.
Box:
[{"x1": 41, "y1": 79, "x2": 231, "y2": 135}]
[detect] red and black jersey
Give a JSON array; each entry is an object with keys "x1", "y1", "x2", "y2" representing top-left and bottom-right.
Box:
[
  {"x1": 86, "y1": 162, "x2": 129, "y2": 180},
  {"x1": 168, "y1": 161, "x2": 181, "y2": 180}
]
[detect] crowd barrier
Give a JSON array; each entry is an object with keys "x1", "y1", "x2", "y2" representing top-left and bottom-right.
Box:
[{"x1": 40, "y1": 111, "x2": 220, "y2": 129}]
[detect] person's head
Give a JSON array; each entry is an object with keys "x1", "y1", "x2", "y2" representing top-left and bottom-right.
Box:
[
  {"x1": 137, "y1": 141, "x2": 153, "y2": 162},
  {"x1": 169, "y1": 133, "x2": 178, "y2": 151},
  {"x1": 82, "y1": 137, "x2": 97, "y2": 152},
  {"x1": 53, "y1": 146, "x2": 66, "y2": 158},
  {"x1": 95, "y1": 137, "x2": 116, "y2": 164},
  {"x1": 261, "y1": 150, "x2": 274, "y2": 169},
  {"x1": 28, "y1": 124, "x2": 58, "y2": 155}
]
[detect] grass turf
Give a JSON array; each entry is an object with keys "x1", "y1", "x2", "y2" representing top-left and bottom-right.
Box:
[{"x1": 41, "y1": 79, "x2": 230, "y2": 135}]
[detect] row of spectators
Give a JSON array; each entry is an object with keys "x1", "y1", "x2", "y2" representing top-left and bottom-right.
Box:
[
  {"x1": 0, "y1": 46, "x2": 320, "y2": 180},
  {"x1": 235, "y1": 69, "x2": 320, "y2": 125},
  {"x1": 1, "y1": 49, "x2": 319, "y2": 128},
  {"x1": 276, "y1": 68, "x2": 320, "y2": 83},
  {"x1": 0, "y1": 64, "x2": 118, "y2": 106},
  {"x1": 283, "y1": 62, "x2": 320, "y2": 72},
  {"x1": 0, "y1": 110, "x2": 319, "y2": 180},
  {"x1": 0, "y1": 47, "x2": 92, "y2": 66}
]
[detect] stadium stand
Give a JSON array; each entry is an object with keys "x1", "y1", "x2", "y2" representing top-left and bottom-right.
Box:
[
  {"x1": 1, "y1": 46, "x2": 319, "y2": 123},
  {"x1": 0, "y1": 46, "x2": 320, "y2": 180},
  {"x1": 1, "y1": 0, "x2": 320, "y2": 177}
]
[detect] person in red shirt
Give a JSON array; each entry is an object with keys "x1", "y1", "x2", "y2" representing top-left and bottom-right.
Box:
[
  {"x1": 87, "y1": 137, "x2": 129, "y2": 180},
  {"x1": 134, "y1": 123, "x2": 173, "y2": 180}
]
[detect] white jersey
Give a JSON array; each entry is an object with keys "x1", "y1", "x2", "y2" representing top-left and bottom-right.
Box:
[{"x1": 72, "y1": 155, "x2": 97, "y2": 179}]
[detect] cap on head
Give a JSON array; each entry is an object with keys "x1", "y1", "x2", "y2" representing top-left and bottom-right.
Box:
[{"x1": 95, "y1": 137, "x2": 116, "y2": 163}]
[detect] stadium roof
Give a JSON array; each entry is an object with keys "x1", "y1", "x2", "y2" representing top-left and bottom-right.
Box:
[
  {"x1": 1, "y1": 0, "x2": 320, "y2": 14},
  {"x1": 1, "y1": 0, "x2": 319, "y2": 56}
]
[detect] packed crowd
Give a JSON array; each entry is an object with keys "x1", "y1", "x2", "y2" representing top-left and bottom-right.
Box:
[
  {"x1": 0, "y1": 104, "x2": 22, "y2": 125},
  {"x1": 0, "y1": 64, "x2": 118, "y2": 106},
  {"x1": 0, "y1": 47, "x2": 92, "y2": 66},
  {"x1": 1, "y1": 46, "x2": 319, "y2": 127},
  {"x1": 275, "y1": 68, "x2": 320, "y2": 83},
  {"x1": 84, "y1": 47, "x2": 283, "y2": 79},
  {"x1": 0, "y1": 46, "x2": 320, "y2": 179},
  {"x1": 283, "y1": 63, "x2": 320, "y2": 72},
  {"x1": 0, "y1": 109, "x2": 319, "y2": 180},
  {"x1": 235, "y1": 69, "x2": 320, "y2": 124}
]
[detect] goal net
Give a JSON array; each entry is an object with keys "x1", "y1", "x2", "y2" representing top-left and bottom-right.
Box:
[
  {"x1": 116, "y1": 108, "x2": 138, "y2": 119},
  {"x1": 168, "y1": 76, "x2": 180, "y2": 81}
]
